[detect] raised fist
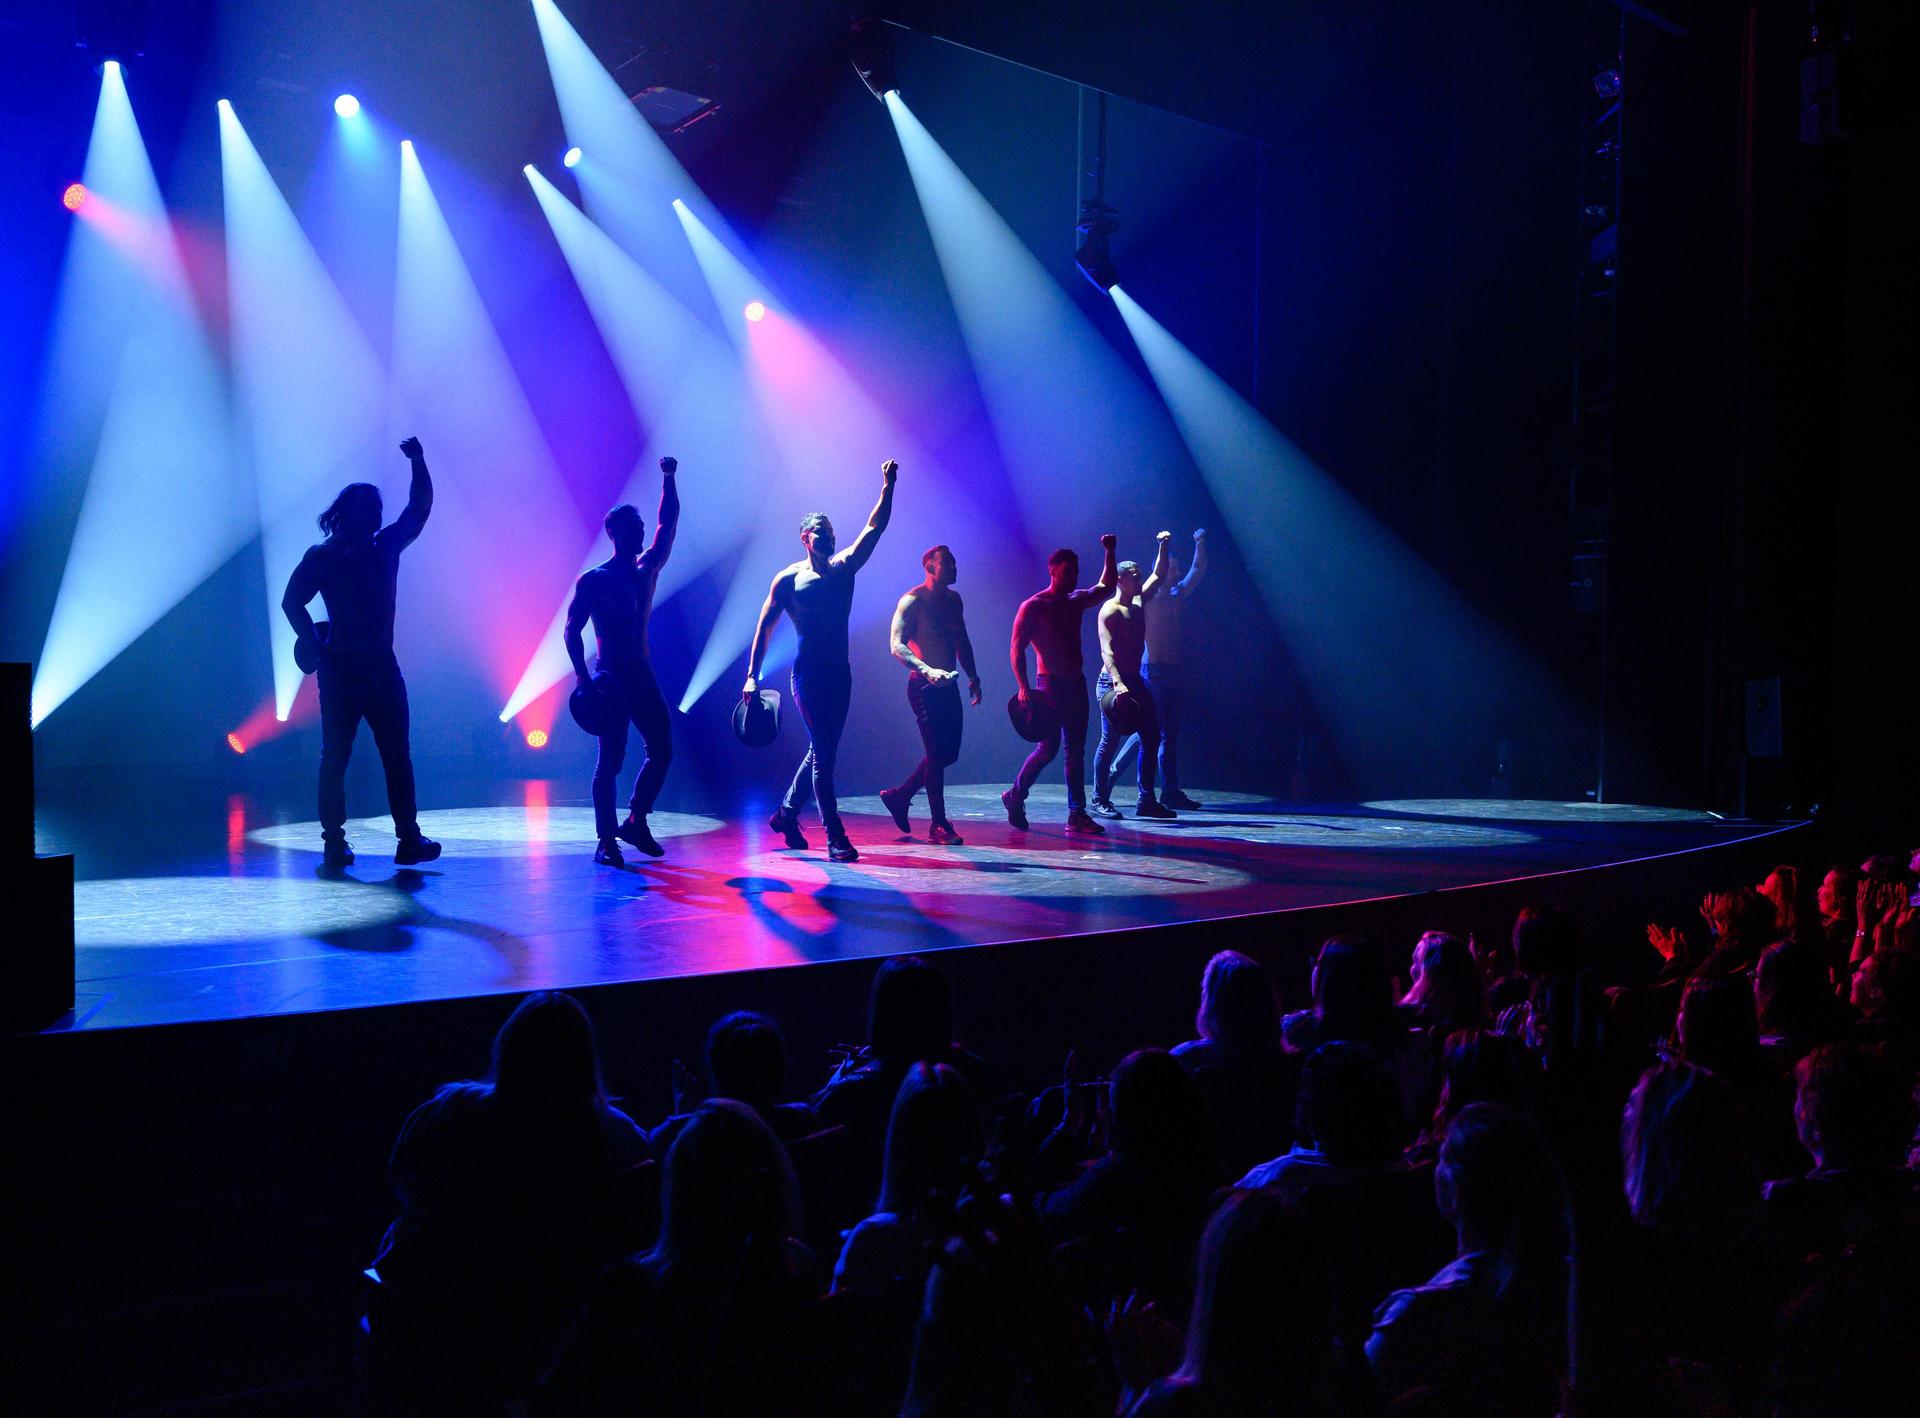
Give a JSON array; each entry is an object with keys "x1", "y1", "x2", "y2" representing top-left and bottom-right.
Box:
[
  {"x1": 881, "y1": 459, "x2": 899, "y2": 483},
  {"x1": 1099, "y1": 532, "x2": 1117, "y2": 551},
  {"x1": 398, "y1": 436, "x2": 424, "y2": 460},
  {"x1": 1156, "y1": 530, "x2": 1172, "y2": 543},
  {"x1": 1193, "y1": 527, "x2": 1207, "y2": 541},
  {"x1": 659, "y1": 456, "x2": 678, "y2": 475}
]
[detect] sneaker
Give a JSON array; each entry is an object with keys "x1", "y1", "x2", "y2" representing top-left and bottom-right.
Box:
[
  {"x1": 878, "y1": 786, "x2": 912, "y2": 834},
  {"x1": 1065, "y1": 810, "x2": 1107, "y2": 835},
  {"x1": 1088, "y1": 797, "x2": 1123, "y2": 820},
  {"x1": 394, "y1": 835, "x2": 443, "y2": 865},
  {"x1": 322, "y1": 839, "x2": 355, "y2": 867},
  {"x1": 594, "y1": 838, "x2": 627, "y2": 867},
  {"x1": 1000, "y1": 789, "x2": 1029, "y2": 831},
  {"x1": 928, "y1": 822, "x2": 965, "y2": 846},
  {"x1": 1164, "y1": 789, "x2": 1203, "y2": 811},
  {"x1": 616, "y1": 815, "x2": 665, "y2": 857},
  {"x1": 769, "y1": 807, "x2": 809, "y2": 850},
  {"x1": 1134, "y1": 798, "x2": 1178, "y2": 820},
  {"x1": 827, "y1": 834, "x2": 861, "y2": 863}
]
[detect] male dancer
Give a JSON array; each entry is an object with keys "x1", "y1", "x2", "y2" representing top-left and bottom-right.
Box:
[
  {"x1": 879, "y1": 544, "x2": 981, "y2": 845},
  {"x1": 1091, "y1": 531, "x2": 1177, "y2": 820},
  {"x1": 744, "y1": 459, "x2": 898, "y2": 863},
  {"x1": 282, "y1": 436, "x2": 441, "y2": 867},
  {"x1": 565, "y1": 456, "x2": 681, "y2": 866},
  {"x1": 1134, "y1": 527, "x2": 1206, "y2": 809},
  {"x1": 1002, "y1": 532, "x2": 1117, "y2": 834}
]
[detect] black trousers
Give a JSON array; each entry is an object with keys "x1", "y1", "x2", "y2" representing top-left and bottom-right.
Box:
[
  {"x1": 1094, "y1": 669, "x2": 1161, "y2": 803},
  {"x1": 781, "y1": 660, "x2": 853, "y2": 836},
  {"x1": 891, "y1": 674, "x2": 964, "y2": 825},
  {"x1": 1012, "y1": 672, "x2": 1090, "y2": 814},
  {"x1": 592, "y1": 660, "x2": 673, "y2": 840},
  {"x1": 318, "y1": 650, "x2": 419, "y2": 843}
]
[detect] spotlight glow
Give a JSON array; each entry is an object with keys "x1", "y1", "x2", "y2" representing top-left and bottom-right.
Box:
[
  {"x1": 61, "y1": 182, "x2": 88, "y2": 212},
  {"x1": 743, "y1": 299, "x2": 765, "y2": 322},
  {"x1": 525, "y1": 728, "x2": 549, "y2": 749},
  {"x1": 226, "y1": 732, "x2": 246, "y2": 755},
  {"x1": 333, "y1": 93, "x2": 360, "y2": 118},
  {"x1": 562, "y1": 145, "x2": 582, "y2": 169}
]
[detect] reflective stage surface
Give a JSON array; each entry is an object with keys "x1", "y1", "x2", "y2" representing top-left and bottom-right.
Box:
[{"x1": 34, "y1": 778, "x2": 1778, "y2": 1032}]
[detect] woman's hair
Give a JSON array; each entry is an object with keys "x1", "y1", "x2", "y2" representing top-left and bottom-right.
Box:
[
  {"x1": 706, "y1": 1011, "x2": 786, "y2": 1109},
  {"x1": 1792, "y1": 1044, "x2": 1916, "y2": 1170},
  {"x1": 1195, "y1": 950, "x2": 1281, "y2": 1054},
  {"x1": 1310, "y1": 935, "x2": 1401, "y2": 1053},
  {"x1": 1400, "y1": 931, "x2": 1487, "y2": 1031},
  {"x1": 1620, "y1": 1058, "x2": 1759, "y2": 1245},
  {"x1": 1176, "y1": 1188, "x2": 1333, "y2": 1398},
  {"x1": 1435, "y1": 1103, "x2": 1569, "y2": 1299},
  {"x1": 1763, "y1": 864, "x2": 1802, "y2": 938},
  {"x1": 1676, "y1": 976, "x2": 1763, "y2": 1082},
  {"x1": 1705, "y1": 886, "x2": 1782, "y2": 954},
  {"x1": 489, "y1": 991, "x2": 609, "y2": 1118},
  {"x1": 1109, "y1": 1048, "x2": 1218, "y2": 1173},
  {"x1": 1427, "y1": 1028, "x2": 1537, "y2": 1138},
  {"x1": 1754, "y1": 937, "x2": 1833, "y2": 1040},
  {"x1": 875, "y1": 1062, "x2": 983, "y2": 1217},
  {"x1": 649, "y1": 1098, "x2": 800, "y2": 1279},
  {"x1": 1852, "y1": 946, "x2": 1920, "y2": 1025},
  {"x1": 318, "y1": 482, "x2": 380, "y2": 537},
  {"x1": 868, "y1": 956, "x2": 953, "y2": 1066}
]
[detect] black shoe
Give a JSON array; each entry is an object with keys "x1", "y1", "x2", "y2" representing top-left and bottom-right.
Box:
[
  {"x1": 594, "y1": 838, "x2": 627, "y2": 867},
  {"x1": 827, "y1": 834, "x2": 860, "y2": 863},
  {"x1": 878, "y1": 786, "x2": 912, "y2": 834},
  {"x1": 616, "y1": 815, "x2": 665, "y2": 857},
  {"x1": 1088, "y1": 797, "x2": 1123, "y2": 820},
  {"x1": 768, "y1": 807, "x2": 809, "y2": 850},
  {"x1": 1065, "y1": 810, "x2": 1107, "y2": 835},
  {"x1": 928, "y1": 822, "x2": 965, "y2": 846},
  {"x1": 1134, "y1": 797, "x2": 1178, "y2": 820},
  {"x1": 394, "y1": 835, "x2": 442, "y2": 865},
  {"x1": 1164, "y1": 790, "x2": 1203, "y2": 811},
  {"x1": 1001, "y1": 789, "x2": 1029, "y2": 831},
  {"x1": 323, "y1": 839, "x2": 355, "y2": 867}
]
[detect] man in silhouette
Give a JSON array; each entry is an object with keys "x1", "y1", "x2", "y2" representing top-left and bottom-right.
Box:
[
  {"x1": 879, "y1": 544, "x2": 981, "y2": 845},
  {"x1": 566, "y1": 457, "x2": 681, "y2": 866},
  {"x1": 282, "y1": 437, "x2": 440, "y2": 867},
  {"x1": 1091, "y1": 531, "x2": 1178, "y2": 820},
  {"x1": 1002, "y1": 532, "x2": 1117, "y2": 834},
  {"x1": 744, "y1": 459, "x2": 898, "y2": 863},
  {"x1": 1136, "y1": 527, "x2": 1207, "y2": 809}
]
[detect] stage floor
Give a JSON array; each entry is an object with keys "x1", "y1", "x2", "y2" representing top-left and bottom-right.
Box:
[{"x1": 32, "y1": 777, "x2": 1783, "y2": 1033}]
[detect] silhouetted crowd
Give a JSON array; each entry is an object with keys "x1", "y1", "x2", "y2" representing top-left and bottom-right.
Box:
[{"x1": 357, "y1": 849, "x2": 1920, "y2": 1417}]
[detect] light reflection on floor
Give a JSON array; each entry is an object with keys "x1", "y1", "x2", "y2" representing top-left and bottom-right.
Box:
[
  {"x1": 1361, "y1": 798, "x2": 1718, "y2": 824},
  {"x1": 248, "y1": 806, "x2": 727, "y2": 856},
  {"x1": 76, "y1": 876, "x2": 414, "y2": 947}
]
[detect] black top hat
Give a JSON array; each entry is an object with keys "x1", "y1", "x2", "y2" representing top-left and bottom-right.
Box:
[
  {"x1": 1100, "y1": 684, "x2": 1145, "y2": 737},
  {"x1": 733, "y1": 688, "x2": 783, "y2": 748},
  {"x1": 293, "y1": 622, "x2": 330, "y2": 675},
  {"x1": 569, "y1": 678, "x2": 617, "y2": 737},
  {"x1": 1006, "y1": 689, "x2": 1060, "y2": 744}
]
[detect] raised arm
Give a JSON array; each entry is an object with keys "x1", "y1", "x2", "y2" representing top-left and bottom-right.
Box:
[
  {"x1": 640, "y1": 457, "x2": 679, "y2": 569},
  {"x1": 954, "y1": 594, "x2": 982, "y2": 705},
  {"x1": 1009, "y1": 602, "x2": 1035, "y2": 700},
  {"x1": 1172, "y1": 527, "x2": 1207, "y2": 598},
  {"x1": 281, "y1": 548, "x2": 323, "y2": 646},
  {"x1": 1141, "y1": 531, "x2": 1173, "y2": 602},
  {"x1": 890, "y1": 593, "x2": 937, "y2": 677},
  {"x1": 837, "y1": 459, "x2": 898, "y2": 573},
  {"x1": 388, "y1": 437, "x2": 433, "y2": 547},
  {"x1": 742, "y1": 572, "x2": 790, "y2": 696},
  {"x1": 564, "y1": 579, "x2": 593, "y2": 686},
  {"x1": 1073, "y1": 531, "x2": 1118, "y2": 603}
]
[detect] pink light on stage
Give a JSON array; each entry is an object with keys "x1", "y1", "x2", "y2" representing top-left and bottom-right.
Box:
[
  {"x1": 62, "y1": 182, "x2": 88, "y2": 211},
  {"x1": 226, "y1": 678, "x2": 319, "y2": 756},
  {"x1": 525, "y1": 728, "x2": 549, "y2": 749},
  {"x1": 743, "y1": 299, "x2": 765, "y2": 322},
  {"x1": 226, "y1": 732, "x2": 246, "y2": 755}
]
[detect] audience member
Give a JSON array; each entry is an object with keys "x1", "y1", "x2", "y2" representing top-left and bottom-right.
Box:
[
  {"x1": 1283, "y1": 935, "x2": 1430, "y2": 1113},
  {"x1": 649, "y1": 1009, "x2": 818, "y2": 1153},
  {"x1": 1754, "y1": 936, "x2": 1848, "y2": 1072},
  {"x1": 1815, "y1": 862, "x2": 1861, "y2": 987},
  {"x1": 1397, "y1": 930, "x2": 1487, "y2": 1043},
  {"x1": 1674, "y1": 975, "x2": 1806, "y2": 1178},
  {"x1": 1406, "y1": 1027, "x2": 1539, "y2": 1167},
  {"x1": 1171, "y1": 950, "x2": 1298, "y2": 1178}
]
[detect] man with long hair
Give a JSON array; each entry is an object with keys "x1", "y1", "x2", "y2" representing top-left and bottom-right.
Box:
[
  {"x1": 281, "y1": 437, "x2": 440, "y2": 867},
  {"x1": 744, "y1": 459, "x2": 898, "y2": 863},
  {"x1": 565, "y1": 457, "x2": 681, "y2": 866},
  {"x1": 879, "y1": 543, "x2": 981, "y2": 845}
]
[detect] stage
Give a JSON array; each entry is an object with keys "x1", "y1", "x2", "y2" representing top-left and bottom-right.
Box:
[{"x1": 31, "y1": 775, "x2": 1793, "y2": 1033}]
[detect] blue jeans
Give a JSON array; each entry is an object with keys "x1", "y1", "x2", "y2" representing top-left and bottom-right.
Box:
[
  {"x1": 1012, "y1": 673, "x2": 1090, "y2": 814},
  {"x1": 781, "y1": 660, "x2": 852, "y2": 836},
  {"x1": 1094, "y1": 669, "x2": 1161, "y2": 803}
]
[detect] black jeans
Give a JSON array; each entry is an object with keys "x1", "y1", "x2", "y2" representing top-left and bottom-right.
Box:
[
  {"x1": 782, "y1": 660, "x2": 853, "y2": 837},
  {"x1": 892, "y1": 674, "x2": 964, "y2": 825},
  {"x1": 318, "y1": 650, "x2": 419, "y2": 843},
  {"x1": 1094, "y1": 669, "x2": 1161, "y2": 803},
  {"x1": 592, "y1": 660, "x2": 673, "y2": 840},
  {"x1": 1012, "y1": 672, "x2": 1090, "y2": 814}
]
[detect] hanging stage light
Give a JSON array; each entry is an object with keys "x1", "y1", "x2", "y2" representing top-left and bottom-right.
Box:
[
  {"x1": 850, "y1": 16, "x2": 899, "y2": 101},
  {"x1": 1074, "y1": 201, "x2": 1120, "y2": 292}
]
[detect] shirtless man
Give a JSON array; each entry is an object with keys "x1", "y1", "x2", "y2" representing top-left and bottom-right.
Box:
[
  {"x1": 1136, "y1": 527, "x2": 1206, "y2": 809},
  {"x1": 1001, "y1": 532, "x2": 1118, "y2": 834},
  {"x1": 745, "y1": 459, "x2": 899, "y2": 863},
  {"x1": 879, "y1": 545, "x2": 982, "y2": 845},
  {"x1": 565, "y1": 456, "x2": 680, "y2": 866},
  {"x1": 1092, "y1": 531, "x2": 1176, "y2": 819}
]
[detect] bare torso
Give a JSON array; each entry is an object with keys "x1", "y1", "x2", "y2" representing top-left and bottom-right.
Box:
[
  {"x1": 781, "y1": 558, "x2": 857, "y2": 665},
  {"x1": 1016, "y1": 587, "x2": 1103, "y2": 679},
  {"x1": 1099, "y1": 595, "x2": 1148, "y2": 684},
  {"x1": 898, "y1": 585, "x2": 965, "y2": 672}
]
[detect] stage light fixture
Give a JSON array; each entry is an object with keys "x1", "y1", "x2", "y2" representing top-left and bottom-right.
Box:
[
  {"x1": 525, "y1": 728, "x2": 549, "y2": 749},
  {"x1": 850, "y1": 17, "x2": 898, "y2": 101},
  {"x1": 562, "y1": 145, "x2": 582, "y2": 168},
  {"x1": 1074, "y1": 201, "x2": 1120, "y2": 292},
  {"x1": 226, "y1": 732, "x2": 246, "y2": 754},
  {"x1": 62, "y1": 182, "x2": 89, "y2": 211},
  {"x1": 333, "y1": 93, "x2": 360, "y2": 118},
  {"x1": 743, "y1": 299, "x2": 766, "y2": 322},
  {"x1": 217, "y1": 98, "x2": 232, "y2": 113}
]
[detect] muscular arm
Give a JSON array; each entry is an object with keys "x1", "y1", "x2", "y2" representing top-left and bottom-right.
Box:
[
  {"x1": 890, "y1": 593, "x2": 936, "y2": 677},
  {"x1": 1009, "y1": 603, "x2": 1034, "y2": 697},
  {"x1": 1072, "y1": 534, "x2": 1119, "y2": 604},
  {"x1": 954, "y1": 594, "x2": 980, "y2": 684},
  {"x1": 1173, "y1": 531, "x2": 1207, "y2": 597},
  {"x1": 744, "y1": 573, "x2": 790, "y2": 689},
  {"x1": 1141, "y1": 533, "x2": 1172, "y2": 602},
  {"x1": 640, "y1": 458, "x2": 680, "y2": 570},
  {"x1": 281, "y1": 549, "x2": 322, "y2": 645},
  {"x1": 1098, "y1": 603, "x2": 1126, "y2": 692},
  {"x1": 838, "y1": 461, "x2": 898, "y2": 573},
  {"x1": 564, "y1": 579, "x2": 593, "y2": 683},
  {"x1": 388, "y1": 443, "x2": 433, "y2": 547}
]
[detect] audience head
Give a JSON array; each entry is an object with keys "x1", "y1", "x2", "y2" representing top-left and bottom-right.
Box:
[
  {"x1": 489, "y1": 991, "x2": 608, "y2": 1118},
  {"x1": 1676, "y1": 976, "x2": 1763, "y2": 1081},
  {"x1": 869, "y1": 955, "x2": 954, "y2": 1067},
  {"x1": 652, "y1": 1098, "x2": 800, "y2": 1274},
  {"x1": 1469, "y1": 928, "x2": 1515, "y2": 982},
  {"x1": 1861, "y1": 852, "x2": 1911, "y2": 888},
  {"x1": 1400, "y1": 931, "x2": 1487, "y2": 1029},
  {"x1": 1195, "y1": 950, "x2": 1281, "y2": 1055},
  {"x1": 705, "y1": 1010, "x2": 786, "y2": 1112},
  {"x1": 1816, "y1": 863, "x2": 1859, "y2": 923},
  {"x1": 1430, "y1": 1028, "x2": 1537, "y2": 1135},
  {"x1": 1754, "y1": 937, "x2": 1834, "y2": 1040},
  {"x1": 876, "y1": 1062, "x2": 983, "y2": 1217},
  {"x1": 1310, "y1": 934, "x2": 1400, "y2": 1050},
  {"x1": 1435, "y1": 1103, "x2": 1569, "y2": 1293},
  {"x1": 1110, "y1": 1047, "x2": 1218, "y2": 1171},
  {"x1": 1178, "y1": 1187, "x2": 1333, "y2": 1396},
  {"x1": 1512, "y1": 904, "x2": 1581, "y2": 977},
  {"x1": 1759, "y1": 863, "x2": 1801, "y2": 938},
  {"x1": 1850, "y1": 946, "x2": 1920, "y2": 1025},
  {"x1": 1704, "y1": 886, "x2": 1781, "y2": 954},
  {"x1": 1621, "y1": 1058, "x2": 1760, "y2": 1244},
  {"x1": 1296, "y1": 1041, "x2": 1405, "y2": 1166},
  {"x1": 1792, "y1": 1044, "x2": 1916, "y2": 1171}
]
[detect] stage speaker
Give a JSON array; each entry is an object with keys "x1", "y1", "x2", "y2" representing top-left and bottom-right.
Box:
[{"x1": 1745, "y1": 677, "x2": 1784, "y2": 760}]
